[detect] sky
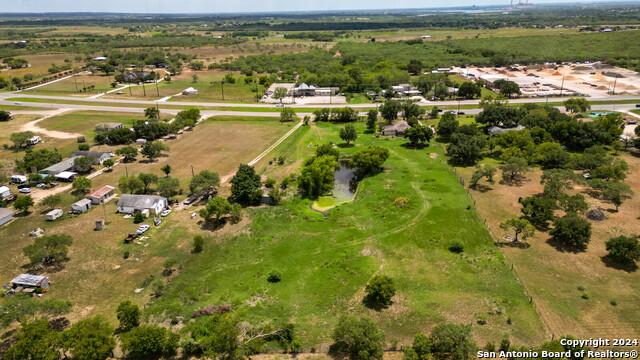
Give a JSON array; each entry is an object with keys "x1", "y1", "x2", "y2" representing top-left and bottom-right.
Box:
[{"x1": 4, "y1": 0, "x2": 622, "y2": 13}]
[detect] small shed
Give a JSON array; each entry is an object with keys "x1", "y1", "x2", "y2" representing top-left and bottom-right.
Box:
[
  {"x1": 46, "y1": 209, "x2": 63, "y2": 221},
  {"x1": 10, "y1": 274, "x2": 49, "y2": 289},
  {"x1": 0, "y1": 186, "x2": 10, "y2": 199},
  {"x1": 0, "y1": 208, "x2": 14, "y2": 226},
  {"x1": 71, "y1": 198, "x2": 92, "y2": 213},
  {"x1": 86, "y1": 185, "x2": 116, "y2": 204}
]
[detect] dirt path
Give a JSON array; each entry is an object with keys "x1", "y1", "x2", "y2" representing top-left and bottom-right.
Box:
[
  {"x1": 30, "y1": 159, "x2": 123, "y2": 204},
  {"x1": 20, "y1": 108, "x2": 81, "y2": 139},
  {"x1": 219, "y1": 119, "x2": 304, "y2": 185}
]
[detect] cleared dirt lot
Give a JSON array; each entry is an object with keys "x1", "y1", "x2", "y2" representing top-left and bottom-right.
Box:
[{"x1": 457, "y1": 153, "x2": 640, "y2": 339}]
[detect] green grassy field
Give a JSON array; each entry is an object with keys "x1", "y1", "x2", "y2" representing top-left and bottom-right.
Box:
[
  {"x1": 23, "y1": 75, "x2": 115, "y2": 95},
  {"x1": 145, "y1": 121, "x2": 547, "y2": 347},
  {"x1": 38, "y1": 111, "x2": 171, "y2": 139}
]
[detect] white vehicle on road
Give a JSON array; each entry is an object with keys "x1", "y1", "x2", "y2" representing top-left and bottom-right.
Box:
[{"x1": 136, "y1": 224, "x2": 150, "y2": 234}]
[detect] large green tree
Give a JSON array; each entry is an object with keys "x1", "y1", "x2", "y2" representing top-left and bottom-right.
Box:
[
  {"x1": 200, "y1": 196, "x2": 232, "y2": 223},
  {"x1": 339, "y1": 124, "x2": 358, "y2": 145},
  {"x1": 298, "y1": 155, "x2": 340, "y2": 198},
  {"x1": 5, "y1": 318, "x2": 62, "y2": 360},
  {"x1": 605, "y1": 236, "x2": 640, "y2": 264},
  {"x1": 189, "y1": 170, "x2": 221, "y2": 197},
  {"x1": 331, "y1": 316, "x2": 385, "y2": 360},
  {"x1": 364, "y1": 275, "x2": 396, "y2": 308},
  {"x1": 429, "y1": 323, "x2": 477, "y2": 360},
  {"x1": 550, "y1": 214, "x2": 592, "y2": 249},
  {"x1": 23, "y1": 234, "x2": 73, "y2": 266},
  {"x1": 62, "y1": 316, "x2": 115, "y2": 360},
  {"x1": 120, "y1": 325, "x2": 179, "y2": 358},
  {"x1": 350, "y1": 146, "x2": 390, "y2": 178},
  {"x1": 116, "y1": 300, "x2": 141, "y2": 332},
  {"x1": 230, "y1": 164, "x2": 262, "y2": 206}
]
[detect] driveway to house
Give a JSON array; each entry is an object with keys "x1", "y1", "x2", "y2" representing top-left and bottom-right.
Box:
[{"x1": 20, "y1": 108, "x2": 80, "y2": 139}]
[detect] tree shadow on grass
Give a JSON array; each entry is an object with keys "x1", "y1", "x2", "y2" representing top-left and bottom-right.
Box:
[
  {"x1": 199, "y1": 218, "x2": 226, "y2": 232},
  {"x1": 499, "y1": 176, "x2": 531, "y2": 188},
  {"x1": 337, "y1": 143, "x2": 355, "y2": 148},
  {"x1": 497, "y1": 240, "x2": 531, "y2": 249},
  {"x1": 601, "y1": 255, "x2": 639, "y2": 273},
  {"x1": 545, "y1": 237, "x2": 587, "y2": 254},
  {"x1": 469, "y1": 184, "x2": 493, "y2": 193},
  {"x1": 362, "y1": 295, "x2": 392, "y2": 312},
  {"x1": 401, "y1": 143, "x2": 430, "y2": 150}
]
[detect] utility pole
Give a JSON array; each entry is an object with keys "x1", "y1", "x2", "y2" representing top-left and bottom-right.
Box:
[
  {"x1": 142, "y1": 78, "x2": 146, "y2": 97},
  {"x1": 611, "y1": 74, "x2": 619, "y2": 95},
  {"x1": 128, "y1": 79, "x2": 132, "y2": 96},
  {"x1": 156, "y1": 102, "x2": 160, "y2": 120},
  {"x1": 155, "y1": 75, "x2": 160, "y2": 97},
  {"x1": 255, "y1": 80, "x2": 259, "y2": 102},
  {"x1": 74, "y1": 73, "x2": 78, "y2": 92},
  {"x1": 559, "y1": 76, "x2": 565, "y2": 97},
  {"x1": 191, "y1": 165, "x2": 195, "y2": 177},
  {"x1": 221, "y1": 81, "x2": 225, "y2": 101}
]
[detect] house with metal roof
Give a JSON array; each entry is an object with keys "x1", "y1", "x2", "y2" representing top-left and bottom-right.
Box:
[
  {"x1": 87, "y1": 185, "x2": 116, "y2": 204},
  {"x1": 95, "y1": 122, "x2": 123, "y2": 133},
  {"x1": 10, "y1": 274, "x2": 49, "y2": 289},
  {"x1": 70, "y1": 151, "x2": 113, "y2": 165},
  {"x1": 42, "y1": 157, "x2": 81, "y2": 176},
  {"x1": 291, "y1": 83, "x2": 316, "y2": 97},
  {"x1": 117, "y1": 194, "x2": 168, "y2": 216},
  {"x1": 71, "y1": 198, "x2": 92, "y2": 213}
]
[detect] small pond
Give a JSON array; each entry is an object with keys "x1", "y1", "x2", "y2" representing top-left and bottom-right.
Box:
[{"x1": 312, "y1": 161, "x2": 359, "y2": 212}]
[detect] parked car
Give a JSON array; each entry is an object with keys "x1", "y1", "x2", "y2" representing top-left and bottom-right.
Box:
[
  {"x1": 36, "y1": 183, "x2": 45, "y2": 188},
  {"x1": 457, "y1": 111, "x2": 466, "y2": 115},
  {"x1": 276, "y1": 103, "x2": 284, "y2": 108},
  {"x1": 50, "y1": 182, "x2": 59, "y2": 187},
  {"x1": 136, "y1": 224, "x2": 150, "y2": 234},
  {"x1": 19, "y1": 187, "x2": 31, "y2": 194},
  {"x1": 124, "y1": 233, "x2": 138, "y2": 243},
  {"x1": 183, "y1": 195, "x2": 198, "y2": 205},
  {"x1": 635, "y1": 104, "x2": 640, "y2": 108},
  {"x1": 116, "y1": 91, "x2": 123, "y2": 95},
  {"x1": 14, "y1": 102, "x2": 21, "y2": 105},
  {"x1": 154, "y1": 218, "x2": 162, "y2": 226},
  {"x1": 161, "y1": 209, "x2": 172, "y2": 217}
]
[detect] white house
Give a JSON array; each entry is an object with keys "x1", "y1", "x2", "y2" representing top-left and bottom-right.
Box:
[
  {"x1": 70, "y1": 151, "x2": 113, "y2": 165},
  {"x1": 71, "y1": 198, "x2": 92, "y2": 213},
  {"x1": 117, "y1": 194, "x2": 168, "y2": 216},
  {"x1": 421, "y1": 35, "x2": 431, "y2": 39},
  {"x1": 0, "y1": 186, "x2": 10, "y2": 199},
  {"x1": 0, "y1": 208, "x2": 13, "y2": 226}
]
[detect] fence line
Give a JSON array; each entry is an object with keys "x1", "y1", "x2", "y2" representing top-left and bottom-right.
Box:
[{"x1": 453, "y1": 167, "x2": 555, "y2": 340}]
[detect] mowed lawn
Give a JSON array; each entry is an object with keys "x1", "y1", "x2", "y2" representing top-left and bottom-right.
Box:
[
  {"x1": 38, "y1": 111, "x2": 170, "y2": 139},
  {"x1": 457, "y1": 152, "x2": 640, "y2": 340},
  {"x1": 95, "y1": 116, "x2": 294, "y2": 190},
  {"x1": 104, "y1": 71, "x2": 264, "y2": 102},
  {"x1": 23, "y1": 75, "x2": 116, "y2": 95},
  {"x1": 146, "y1": 122, "x2": 547, "y2": 348}
]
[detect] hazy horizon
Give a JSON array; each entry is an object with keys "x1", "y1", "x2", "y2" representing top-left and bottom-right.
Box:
[{"x1": 3, "y1": 0, "x2": 626, "y2": 14}]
